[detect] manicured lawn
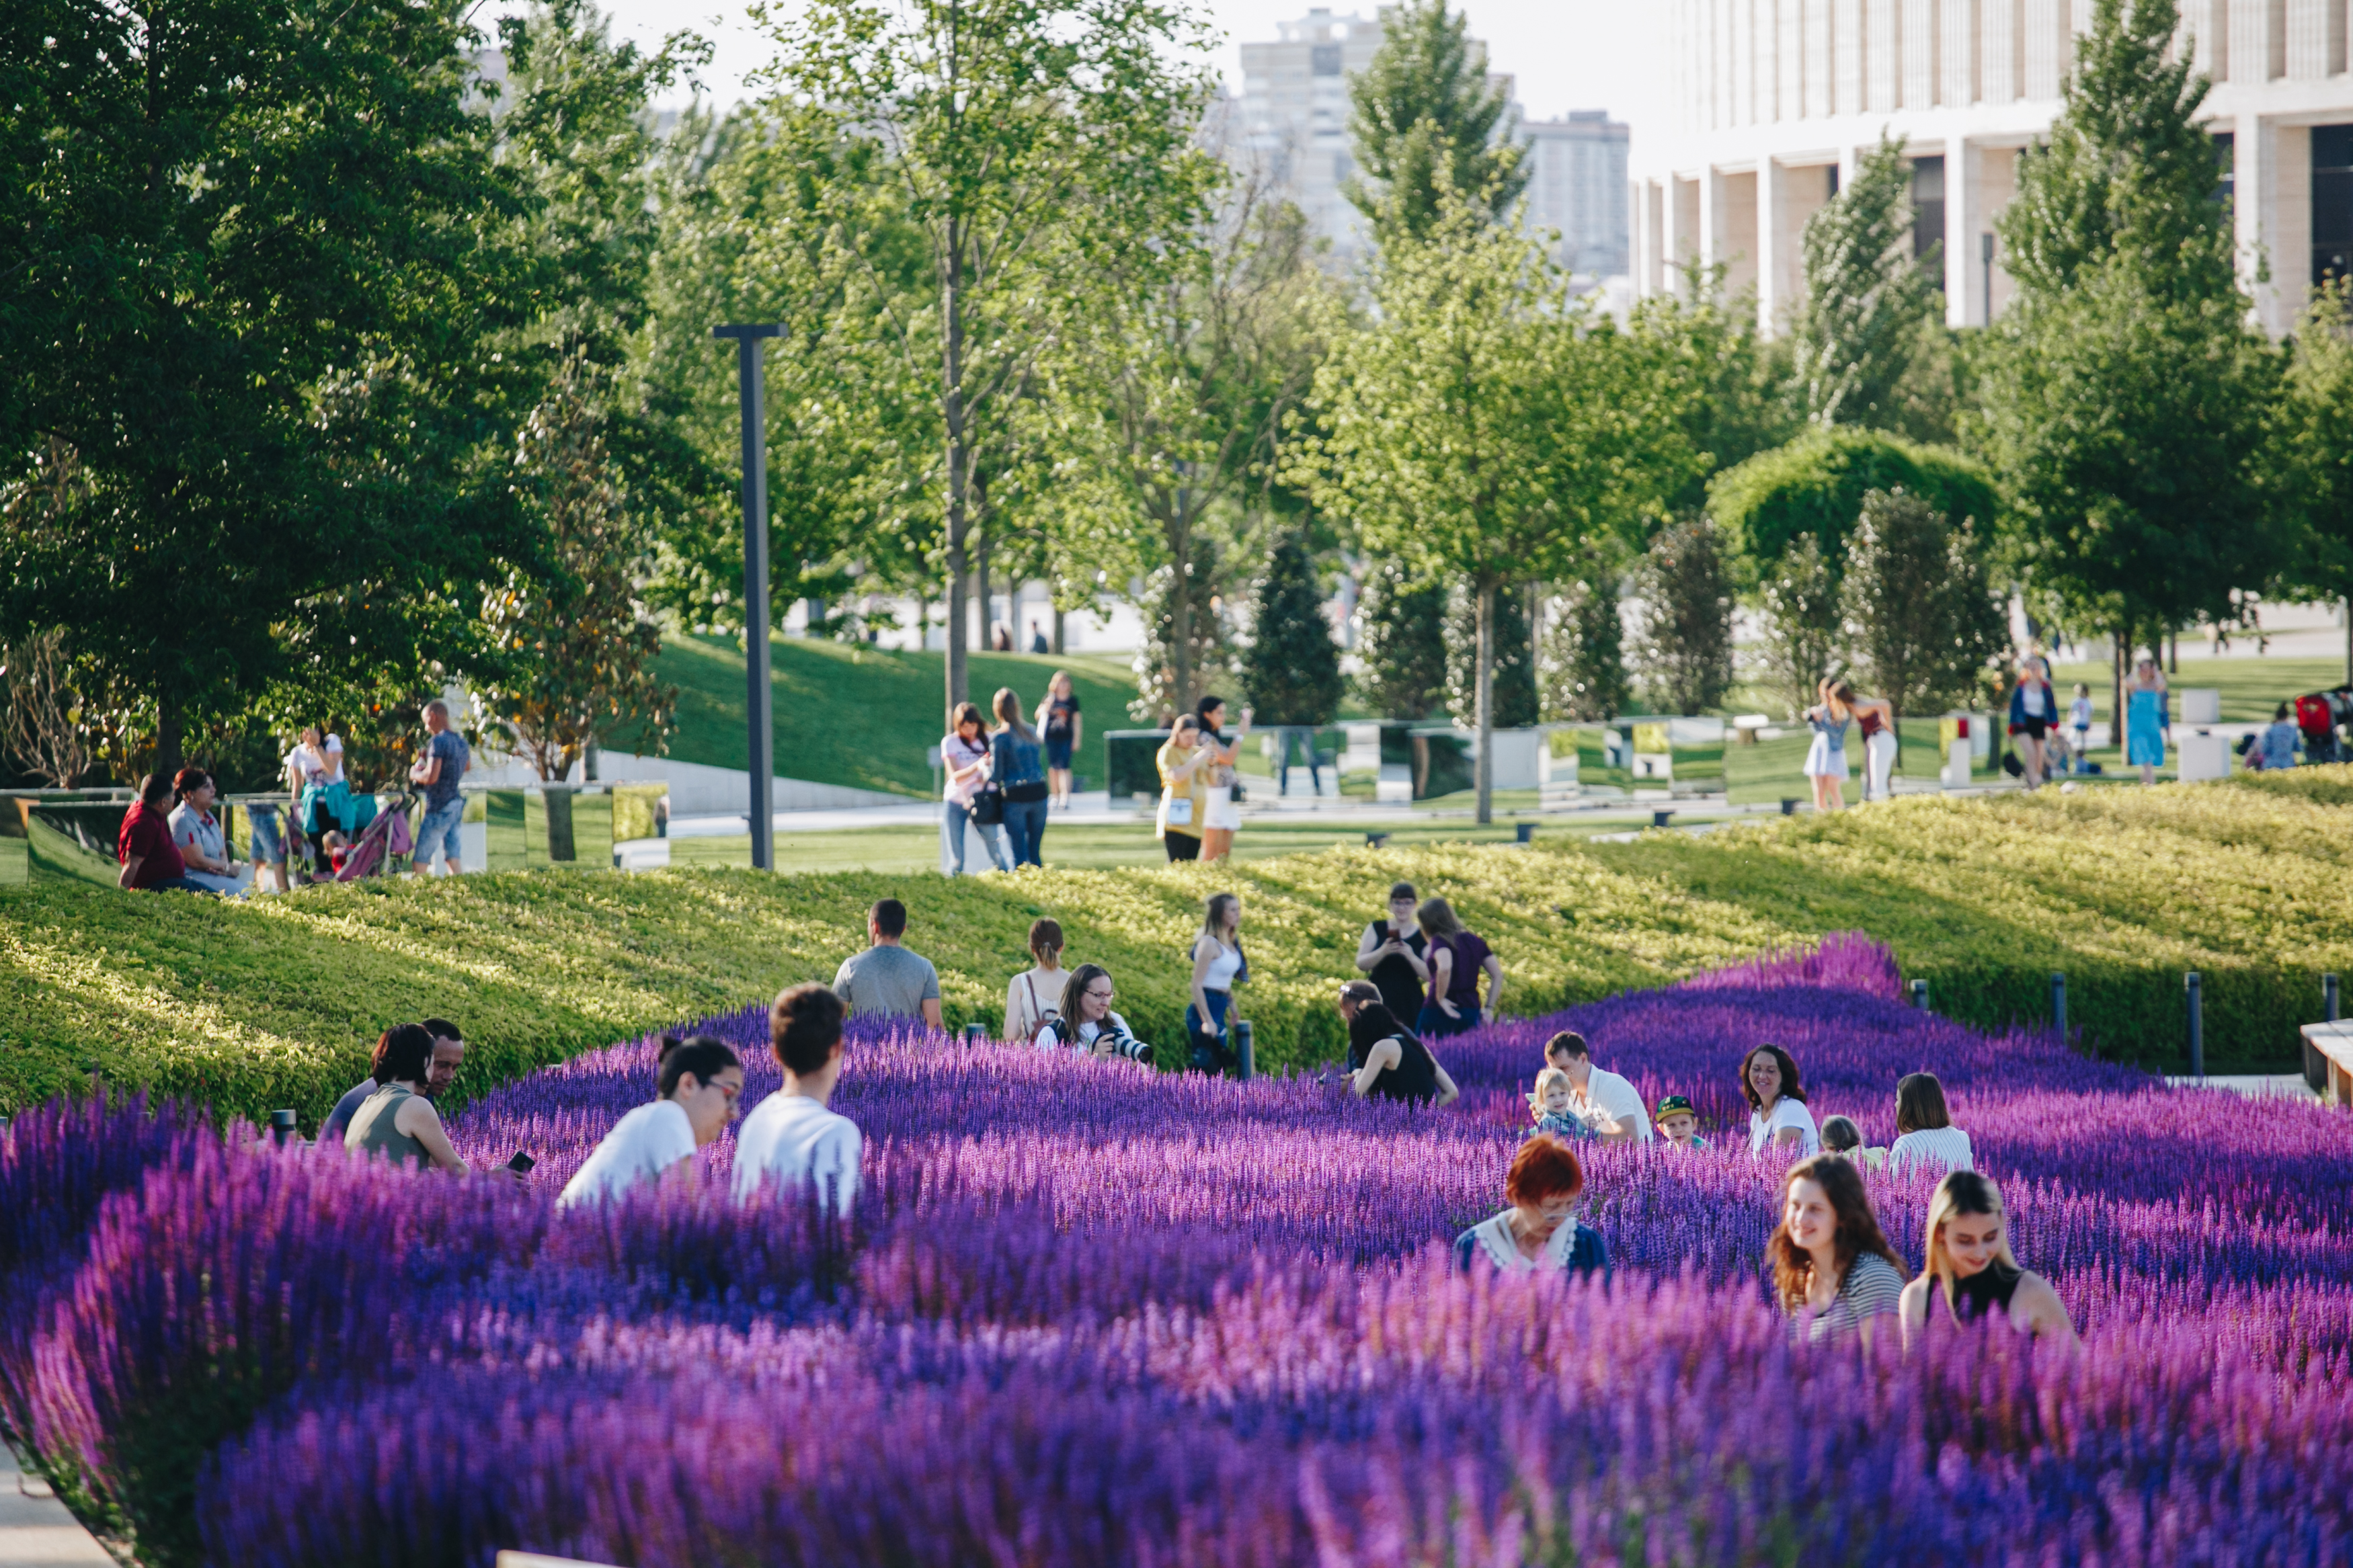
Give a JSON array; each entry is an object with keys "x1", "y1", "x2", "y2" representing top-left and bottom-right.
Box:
[{"x1": 656, "y1": 634, "x2": 1142, "y2": 796}]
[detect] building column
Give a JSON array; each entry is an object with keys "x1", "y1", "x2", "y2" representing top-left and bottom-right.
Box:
[
  {"x1": 1757, "y1": 157, "x2": 1788, "y2": 334},
  {"x1": 1946, "y1": 136, "x2": 1987, "y2": 326},
  {"x1": 1698, "y1": 164, "x2": 1730, "y2": 282},
  {"x1": 2236, "y1": 114, "x2": 2287, "y2": 335},
  {"x1": 1663, "y1": 176, "x2": 1691, "y2": 296}
]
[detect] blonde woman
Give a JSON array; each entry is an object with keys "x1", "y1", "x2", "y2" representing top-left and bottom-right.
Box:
[
  {"x1": 1154, "y1": 714, "x2": 1210, "y2": 862},
  {"x1": 1036, "y1": 670, "x2": 1083, "y2": 809},
  {"x1": 1898, "y1": 1171, "x2": 2077, "y2": 1350},
  {"x1": 1802, "y1": 678, "x2": 1851, "y2": 813},
  {"x1": 1185, "y1": 891, "x2": 1246, "y2": 1074}
]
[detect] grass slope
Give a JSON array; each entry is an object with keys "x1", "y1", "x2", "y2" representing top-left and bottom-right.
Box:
[
  {"x1": 5, "y1": 777, "x2": 2341, "y2": 1125},
  {"x1": 657, "y1": 634, "x2": 1140, "y2": 796}
]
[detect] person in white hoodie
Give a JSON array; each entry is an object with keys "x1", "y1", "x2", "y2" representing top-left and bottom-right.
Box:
[
  {"x1": 559, "y1": 1036, "x2": 744, "y2": 1208},
  {"x1": 733, "y1": 983, "x2": 862, "y2": 1216}
]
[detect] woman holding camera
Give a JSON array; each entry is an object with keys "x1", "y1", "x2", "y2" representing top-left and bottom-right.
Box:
[{"x1": 1036, "y1": 963, "x2": 1154, "y2": 1065}]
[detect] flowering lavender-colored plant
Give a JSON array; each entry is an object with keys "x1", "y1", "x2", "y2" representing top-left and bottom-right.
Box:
[{"x1": 3, "y1": 936, "x2": 2350, "y2": 1568}]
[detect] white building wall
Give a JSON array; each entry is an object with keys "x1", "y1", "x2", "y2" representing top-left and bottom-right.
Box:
[{"x1": 1632, "y1": 0, "x2": 2353, "y2": 338}]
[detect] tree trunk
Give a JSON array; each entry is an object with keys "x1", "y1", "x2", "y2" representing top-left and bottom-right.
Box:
[
  {"x1": 1053, "y1": 602, "x2": 1066, "y2": 655},
  {"x1": 2112, "y1": 628, "x2": 2126, "y2": 746},
  {"x1": 975, "y1": 531, "x2": 992, "y2": 652},
  {"x1": 2167, "y1": 628, "x2": 2178, "y2": 674},
  {"x1": 942, "y1": 241, "x2": 970, "y2": 719},
  {"x1": 1474, "y1": 579, "x2": 1494, "y2": 826},
  {"x1": 153, "y1": 694, "x2": 184, "y2": 783},
  {"x1": 1169, "y1": 488, "x2": 1193, "y2": 720},
  {"x1": 2344, "y1": 597, "x2": 2351, "y2": 689}
]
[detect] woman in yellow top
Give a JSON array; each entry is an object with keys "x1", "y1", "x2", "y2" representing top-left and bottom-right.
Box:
[{"x1": 1155, "y1": 714, "x2": 1211, "y2": 862}]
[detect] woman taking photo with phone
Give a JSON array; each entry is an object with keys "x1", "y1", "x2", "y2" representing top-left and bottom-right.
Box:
[
  {"x1": 941, "y1": 702, "x2": 1006, "y2": 876},
  {"x1": 1185, "y1": 891, "x2": 1246, "y2": 1073},
  {"x1": 1155, "y1": 714, "x2": 1211, "y2": 862},
  {"x1": 1195, "y1": 695, "x2": 1253, "y2": 862}
]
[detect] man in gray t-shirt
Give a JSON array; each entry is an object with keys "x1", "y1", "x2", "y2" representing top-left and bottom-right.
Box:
[{"x1": 832, "y1": 898, "x2": 944, "y2": 1029}]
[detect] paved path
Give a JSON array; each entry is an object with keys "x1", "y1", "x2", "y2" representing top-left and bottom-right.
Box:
[
  {"x1": 2165, "y1": 1073, "x2": 2320, "y2": 1101},
  {"x1": 0, "y1": 1445, "x2": 110, "y2": 1568}
]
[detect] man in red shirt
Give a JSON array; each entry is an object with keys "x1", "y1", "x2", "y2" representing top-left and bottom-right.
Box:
[{"x1": 118, "y1": 773, "x2": 210, "y2": 893}]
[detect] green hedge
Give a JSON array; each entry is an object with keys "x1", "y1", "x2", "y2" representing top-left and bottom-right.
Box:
[
  {"x1": 3, "y1": 780, "x2": 2337, "y2": 1125},
  {"x1": 1585, "y1": 782, "x2": 2352, "y2": 1068},
  {"x1": 1708, "y1": 425, "x2": 1999, "y2": 577}
]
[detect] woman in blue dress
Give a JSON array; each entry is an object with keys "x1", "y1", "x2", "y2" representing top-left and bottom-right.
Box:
[
  {"x1": 1802, "y1": 678, "x2": 1851, "y2": 813},
  {"x1": 2125, "y1": 655, "x2": 2169, "y2": 785}
]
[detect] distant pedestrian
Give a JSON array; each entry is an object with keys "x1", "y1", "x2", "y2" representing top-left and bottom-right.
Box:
[
  {"x1": 1803, "y1": 679, "x2": 1851, "y2": 813},
  {"x1": 1899, "y1": 1171, "x2": 2079, "y2": 1349},
  {"x1": 2126, "y1": 656, "x2": 2169, "y2": 785},
  {"x1": 116, "y1": 772, "x2": 210, "y2": 893},
  {"x1": 1452, "y1": 1134, "x2": 1610, "y2": 1278},
  {"x1": 1837, "y1": 681, "x2": 1897, "y2": 803},
  {"x1": 2067, "y1": 683, "x2": 2093, "y2": 774},
  {"x1": 167, "y1": 768, "x2": 245, "y2": 895},
  {"x1": 1355, "y1": 880, "x2": 1431, "y2": 1026},
  {"x1": 1771, "y1": 1153, "x2": 1907, "y2": 1346},
  {"x1": 1036, "y1": 671, "x2": 1082, "y2": 809},
  {"x1": 988, "y1": 687, "x2": 1051, "y2": 868},
  {"x1": 1742, "y1": 1044, "x2": 1819, "y2": 1157},
  {"x1": 1346, "y1": 999, "x2": 1458, "y2": 1106},
  {"x1": 1886, "y1": 1072, "x2": 1974, "y2": 1175},
  {"x1": 323, "y1": 1019, "x2": 465, "y2": 1144},
  {"x1": 286, "y1": 725, "x2": 351, "y2": 872},
  {"x1": 1194, "y1": 696, "x2": 1253, "y2": 862},
  {"x1": 1185, "y1": 891, "x2": 1247, "y2": 1074},
  {"x1": 1028, "y1": 622, "x2": 1049, "y2": 655},
  {"x1": 941, "y1": 702, "x2": 1006, "y2": 876},
  {"x1": 344, "y1": 1024, "x2": 473, "y2": 1175},
  {"x1": 2007, "y1": 661, "x2": 2058, "y2": 788},
  {"x1": 559, "y1": 1035, "x2": 744, "y2": 1208},
  {"x1": 408, "y1": 699, "x2": 471, "y2": 876},
  {"x1": 245, "y1": 799, "x2": 292, "y2": 894},
  {"x1": 1417, "y1": 897, "x2": 1501, "y2": 1038},
  {"x1": 1544, "y1": 1030, "x2": 1651, "y2": 1144},
  {"x1": 831, "y1": 899, "x2": 944, "y2": 1030},
  {"x1": 733, "y1": 983, "x2": 861, "y2": 1215},
  {"x1": 1154, "y1": 714, "x2": 1210, "y2": 862},
  {"x1": 1004, "y1": 917, "x2": 1070, "y2": 1042}
]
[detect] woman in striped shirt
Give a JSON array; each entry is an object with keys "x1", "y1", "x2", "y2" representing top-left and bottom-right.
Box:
[{"x1": 1771, "y1": 1155, "x2": 1908, "y2": 1346}]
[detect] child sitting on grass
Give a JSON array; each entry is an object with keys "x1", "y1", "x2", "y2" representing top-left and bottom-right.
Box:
[
  {"x1": 1653, "y1": 1094, "x2": 1708, "y2": 1150},
  {"x1": 1527, "y1": 1068, "x2": 1591, "y2": 1140},
  {"x1": 1820, "y1": 1114, "x2": 1886, "y2": 1171}
]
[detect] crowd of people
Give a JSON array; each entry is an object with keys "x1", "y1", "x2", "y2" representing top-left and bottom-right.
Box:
[{"x1": 939, "y1": 674, "x2": 1084, "y2": 875}]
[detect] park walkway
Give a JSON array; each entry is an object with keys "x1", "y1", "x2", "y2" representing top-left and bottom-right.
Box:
[{"x1": 0, "y1": 1444, "x2": 108, "y2": 1568}]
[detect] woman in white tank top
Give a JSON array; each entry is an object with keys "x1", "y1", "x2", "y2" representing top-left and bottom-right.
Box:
[{"x1": 1185, "y1": 891, "x2": 1246, "y2": 1074}]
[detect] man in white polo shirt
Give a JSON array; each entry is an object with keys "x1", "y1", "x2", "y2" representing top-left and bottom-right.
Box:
[
  {"x1": 1546, "y1": 1030, "x2": 1652, "y2": 1145},
  {"x1": 733, "y1": 982, "x2": 862, "y2": 1215}
]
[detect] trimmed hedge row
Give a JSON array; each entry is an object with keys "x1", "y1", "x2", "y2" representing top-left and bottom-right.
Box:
[{"x1": 1, "y1": 778, "x2": 2336, "y2": 1124}]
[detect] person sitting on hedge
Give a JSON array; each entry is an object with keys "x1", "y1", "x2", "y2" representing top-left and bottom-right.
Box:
[
  {"x1": 1452, "y1": 1134, "x2": 1609, "y2": 1280},
  {"x1": 116, "y1": 772, "x2": 212, "y2": 895},
  {"x1": 344, "y1": 1024, "x2": 477, "y2": 1176},
  {"x1": 323, "y1": 1020, "x2": 466, "y2": 1145}
]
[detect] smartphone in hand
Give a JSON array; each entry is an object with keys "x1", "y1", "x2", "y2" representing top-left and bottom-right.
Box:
[{"x1": 506, "y1": 1151, "x2": 536, "y2": 1175}]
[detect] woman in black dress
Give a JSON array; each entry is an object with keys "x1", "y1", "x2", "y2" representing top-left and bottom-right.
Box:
[
  {"x1": 1898, "y1": 1170, "x2": 2077, "y2": 1349},
  {"x1": 1345, "y1": 1001, "x2": 1459, "y2": 1107}
]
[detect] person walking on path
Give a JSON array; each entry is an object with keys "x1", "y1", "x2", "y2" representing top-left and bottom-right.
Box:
[
  {"x1": 1154, "y1": 714, "x2": 1211, "y2": 862},
  {"x1": 1345, "y1": 999, "x2": 1459, "y2": 1106},
  {"x1": 1742, "y1": 1044, "x2": 1819, "y2": 1157},
  {"x1": 559, "y1": 1036, "x2": 744, "y2": 1208},
  {"x1": 1354, "y1": 880, "x2": 1431, "y2": 1027},
  {"x1": 1417, "y1": 897, "x2": 1501, "y2": 1039},
  {"x1": 2007, "y1": 661, "x2": 2059, "y2": 789},
  {"x1": 1037, "y1": 671, "x2": 1083, "y2": 809},
  {"x1": 988, "y1": 687, "x2": 1051, "y2": 868},
  {"x1": 1452, "y1": 1135, "x2": 1610, "y2": 1279},
  {"x1": 1771, "y1": 1154, "x2": 1908, "y2": 1346},
  {"x1": 1886, "y1": 1072, "x2": 1975, "y2": 1175},
  {"x1": 832, "y1": 899, "x2": 945, "y2": 1031},
  {"x1": 1899, "y1": 1171, "x2": 2079, "y2": 1350},
  {"x1": 117, "y1": 772, "x2": 210, "y2": 893},
  {"x1": 1837, "y1": 682, "x2": 1898, "y2": 803},
  {"x1": 1802, "y1": 679, "x2": 1851, "y2": 812},
  {"x1": 941, "y1": 702, "x2": 1006, "y2": 876},
  {"x1": 408, "y1": 699, "x2": 471, "y2": 876},
  {"x1": 1004, "y1": 918, "x2": 1070, "y2": 1042},
  {"x1": 1544, "y1": 1030, "x2": 1652, "y2": 1144},
  {"x1": 1195, "y1": 696, "x2": 1253, "y2": 862},
  {"x1": 1185, "y1": 891, "x2": 1247, "y2": 1074},
  {"x1": 2126, "y1": 655, "x2": 2170, "y2": 786},
  {"x1": 733, "y1": 983, "x2": 862, "y2": 1216}
]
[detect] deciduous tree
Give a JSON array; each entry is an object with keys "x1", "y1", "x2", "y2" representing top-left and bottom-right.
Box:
[
  {"x1": 1789, "y1": 137, "x2": 1941, "y2": 428},
  {"x1": 1630, "y1": 515, "x2": 1734, "y2": 717},
  {"x1": 1837, "y1": 489, "x2": 2005, "y2": 718}
]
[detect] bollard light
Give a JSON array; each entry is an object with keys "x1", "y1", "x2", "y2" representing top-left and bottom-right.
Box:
[
  {"x1": 270, "y1": 1109, "x2": 298, "y2": 1147},
  {"x1": 1515, "y1": 822, "x2": 1535, "y2": 843},
  {"x1": 2329, "y1": 972, "x2": 2341, "y2": 1024},
  {"x1": 963, "y1": 1022, "x2": 986, "y2": 1045},
  {"x1": 1234, "y1": 1020, "x2": 1255, "y2": 1082},
  {"x1": 1911, "y1": 979, "x2": 1929, "y2": 1013},
  {"x1": 2186, "y1": 971, "x2": 2204, "y2": 1083},
  {"x1": 2051, "y1": 973, "x2": 2066, "y2": 1042}
]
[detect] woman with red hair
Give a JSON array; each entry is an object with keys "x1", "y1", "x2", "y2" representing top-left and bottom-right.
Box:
[{"x1": 1451, "y1": 1134, "x2": 1610, "y2": 1278}]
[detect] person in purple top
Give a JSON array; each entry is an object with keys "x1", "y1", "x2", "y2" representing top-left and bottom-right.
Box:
[{"x1": 1414, "y1": 896, "x2": 1502, "y2": 1038}]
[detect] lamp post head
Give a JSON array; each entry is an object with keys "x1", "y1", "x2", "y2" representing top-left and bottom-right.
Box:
[{"x1": 713, "y1": 323, "x2": 785, "y2": 341}]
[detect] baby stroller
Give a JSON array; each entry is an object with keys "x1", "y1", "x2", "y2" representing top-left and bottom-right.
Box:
[
  {"x1": 333, "y1": 794, "x2": 416, "y2": 881},
  {"x1": 2295, "y1": 690, "x2": 2353, "y2": 765}
]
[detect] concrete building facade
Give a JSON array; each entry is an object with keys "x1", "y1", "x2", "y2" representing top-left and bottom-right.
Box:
[
  {"x1": 1524, "y1": 111, "x2": 1634, "y2": 280},
  {"x1": 1630, "y1": 0, "x2": 2353, "y2": 337},
  {"x1": 1233, "y1": 8, "x2": 1391, "y2": 265}
]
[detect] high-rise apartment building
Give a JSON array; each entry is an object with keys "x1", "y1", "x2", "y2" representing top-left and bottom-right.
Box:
[
  {"x1": 1230, "y1": 8, "x2": 1631, "y2": 281},
  {"x1": 1631, "y1": 0, "x2": 2353, "y2": 338}
]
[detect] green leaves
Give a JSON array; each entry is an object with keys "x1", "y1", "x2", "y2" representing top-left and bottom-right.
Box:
[
  {"x1": 1790, "y1": 137, "x2": 1942, "y2": 429},
  {"x1": 1343, "y1": 0, "x2": 1525, "y2": 246}
]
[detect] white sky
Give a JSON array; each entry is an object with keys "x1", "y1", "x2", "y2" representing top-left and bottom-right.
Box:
[{"x1": 531, "y1": 0, "x2": 1667, "y2": 132}]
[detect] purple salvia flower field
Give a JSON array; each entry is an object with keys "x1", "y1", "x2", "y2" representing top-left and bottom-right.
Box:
[{"x1": 3, "y1": 933, "x2": 2350, "y2": 1566}]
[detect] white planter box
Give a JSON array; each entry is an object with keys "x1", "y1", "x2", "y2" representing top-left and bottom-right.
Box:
[{"x1": 2178, "y1": 730, "x2": 2232, "y2": 782}]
